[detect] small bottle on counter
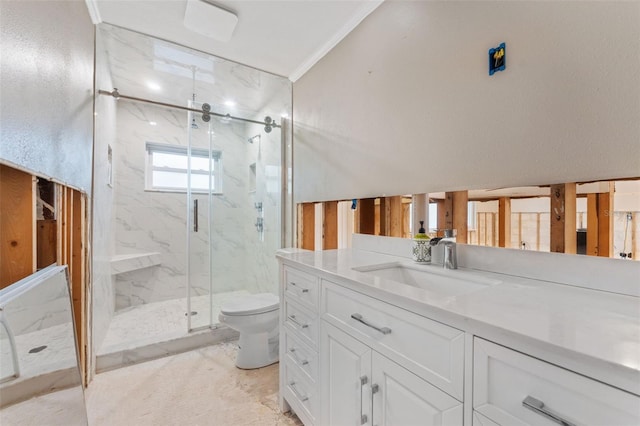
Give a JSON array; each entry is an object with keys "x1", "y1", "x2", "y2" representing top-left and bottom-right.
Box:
[{"x1": 412, "y1": 220, "x2": 431, "y2": 264}]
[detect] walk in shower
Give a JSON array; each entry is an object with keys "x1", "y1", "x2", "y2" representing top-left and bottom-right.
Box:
[{"x1": 92, "y1": 24, "x2": 292, "y2": 371}]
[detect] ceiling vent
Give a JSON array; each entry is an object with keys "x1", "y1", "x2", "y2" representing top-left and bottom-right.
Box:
[{"x1": 183, "y1": 0, "x2": 238, "y2": 43}]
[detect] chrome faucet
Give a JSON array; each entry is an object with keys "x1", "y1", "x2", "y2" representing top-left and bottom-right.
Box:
[{"x1": 430, "y1": 229, "x2": 458, "y2": 270}]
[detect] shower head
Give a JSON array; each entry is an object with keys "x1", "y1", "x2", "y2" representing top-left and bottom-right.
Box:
[{"x1": 248, "y1": 135, "x2": 261, "y2": 144}]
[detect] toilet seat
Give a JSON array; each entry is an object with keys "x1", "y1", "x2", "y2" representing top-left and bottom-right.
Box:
[{"x1": 220, "y1": 293, "x2": 279, "y2": 316}]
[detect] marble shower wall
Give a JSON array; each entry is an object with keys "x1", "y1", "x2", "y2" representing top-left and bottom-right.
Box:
[
  {"x1": 113, "y1": 102, "x2": 261, "y2": 309},
  {"x1": 92, "y1": 30, "x2": 118, "y2": 358}
]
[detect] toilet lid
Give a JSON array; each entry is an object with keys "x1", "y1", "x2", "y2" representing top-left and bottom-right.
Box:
[{"x1": 220, "y1": 293, "x2": 279, "y2": 316}]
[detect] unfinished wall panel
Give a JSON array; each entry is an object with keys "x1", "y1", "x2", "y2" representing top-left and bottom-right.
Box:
[
  {"x1": 297, "y1": 203, "x2": 315, "y2": 250},
  {"x1": 0, "y1": 164, "x2": 36, "y2": 288}
]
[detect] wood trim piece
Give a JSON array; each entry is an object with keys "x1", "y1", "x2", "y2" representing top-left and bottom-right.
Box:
[
  {"x1": 379, "y1": 196, "x2": 403, "y2": 237},
  {"x1": 452, "y1": 191, "x2": 468, "y2": 244}
]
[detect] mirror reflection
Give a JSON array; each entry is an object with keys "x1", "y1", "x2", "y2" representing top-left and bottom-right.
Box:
[
  {"x1": 0, "y1": 265, "x2": 88, "y2": 424},
  {"x1": 297, "y1": 178, "x2": 639, "y2": 261}
]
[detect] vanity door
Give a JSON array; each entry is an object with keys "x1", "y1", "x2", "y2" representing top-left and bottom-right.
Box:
[
  {"x1": 320, "y1": 321, "x2": 372, "y2": 426},
  {"x1": 371, "y1": 352, "x2": 463, "y2": 426}
]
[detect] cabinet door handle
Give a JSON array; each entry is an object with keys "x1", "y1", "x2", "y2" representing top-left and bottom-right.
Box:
[
  {"x1": 351, "y1": 313, "x2": 391, "y2": 335},
  {"x1": 289, "y1": 381, "x2": 309, "y2": 402},
  {"x1": 290, "y1": 282, "x2": 309, "y2": 293},
  {"x1": 522, "y1": 396, "x2": 576, "y2": 426},
  {"x1": 287, "y1": 314, "x2": 309, "y2": 329},
  {"x1": 360, "y1": 376, "x2": 368, "y2": 425}
]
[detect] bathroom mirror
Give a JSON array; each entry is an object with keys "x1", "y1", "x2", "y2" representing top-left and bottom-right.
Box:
[
  {"x1": 297, "y1": 177, "x2": 639, "y2": 263},
  {"x1": 0, "y1": 265, "x2": 88, "y2": 424}
]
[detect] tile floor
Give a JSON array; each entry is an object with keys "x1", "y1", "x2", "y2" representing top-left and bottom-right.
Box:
[
  {"x1": 98, "y1": 291, "x2": 250, "y2": 356},
  {"x1": 2, "y1": 342, "x2": 302, "y2": 426}
]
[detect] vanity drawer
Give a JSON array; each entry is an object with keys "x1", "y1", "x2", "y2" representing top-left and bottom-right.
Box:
[
  {"x1": 284, "y1": 358, "x2": 318, "y2": 425},
  {"x1": 284, "y1": 330, "x2": 318, "y2": 383},
  {"x1": 284, "y1": 299, "x2": 319, "y2": 350},
  {"x1": 284, "y1": 266, "x2": 319, "y2": 312},
  {"x1": 473, "y1": 338, "x2": 640, "y2": 426},
  {"x1": 322, "y1": 280, "x2": 465, "y2": 400}
]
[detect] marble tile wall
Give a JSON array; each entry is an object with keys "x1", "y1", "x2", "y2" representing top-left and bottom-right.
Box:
[
  {"x1": 98, "y1": 23, "x2": 292, "y2": 316},
  {"x1": 92, "y1": 29, "x2": 118, "y2": 360},
  {"x1": 113, "y1": 102, "x2": 268, "y2": 308}
]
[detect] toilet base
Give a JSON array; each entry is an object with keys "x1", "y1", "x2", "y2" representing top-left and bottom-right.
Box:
[{"x1": 236, "y1": 330, "x2": 279, "y2": 369}]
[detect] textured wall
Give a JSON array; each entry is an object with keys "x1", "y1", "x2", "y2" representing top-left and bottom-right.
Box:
[
  {"x1": 293, "y1": 1, "x2": 640, "y2": 202},
  {"x1": 0, "y1": 1, "x2": 94, "y2": 192}
]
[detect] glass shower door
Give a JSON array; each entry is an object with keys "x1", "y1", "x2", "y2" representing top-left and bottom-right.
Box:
[{"x1": 186, "y1": 109, "x2": 215, "y2": 331}]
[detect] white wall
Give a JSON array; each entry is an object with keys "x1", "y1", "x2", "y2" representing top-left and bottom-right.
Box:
[
  {"x1": 293, "y1": 1, "x2": 640, "y2": 203},
  {"x1": 0, "y1": 1, "x2": 94, "y2": 193}
]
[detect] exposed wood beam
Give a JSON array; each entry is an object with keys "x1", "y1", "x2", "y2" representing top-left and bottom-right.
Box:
[
  {"x1": 297, "y1": 203, "x2": 315, "y2": 250},
  {"x1": 322, "y1": 201, "x2": 338, "y2": 250},
  {"x1": 586, "y1": 194, "x2": 598, "y2": 256},
  {"x1": 498, "y1": 197, "x2": 511, "y2": 248},
  {"x1": 356, "y1": 198, "x2": 375, "y2": 235},
  {"x1": 597, "y1": 183, "x2": 614, "y2": 257},
  {"x1": 550, "y1": 183, "x2": 577, "y2": 254},
  {"x1": 379, "y1": 196, "x2": 403, "y2": 237}
]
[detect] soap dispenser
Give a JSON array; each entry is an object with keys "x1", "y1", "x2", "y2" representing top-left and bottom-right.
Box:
[{"x1": 412, "y1": 220, "x2": 431, "y2": 264}]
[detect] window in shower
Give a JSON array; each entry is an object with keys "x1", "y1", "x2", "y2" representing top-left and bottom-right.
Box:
[{"x1": 145, "y1": 142, "x2": 222, "y2": 193}]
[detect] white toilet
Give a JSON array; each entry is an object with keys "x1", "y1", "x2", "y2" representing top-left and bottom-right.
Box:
[{"x1": 218, "y1": 293, "x2": 280, "y2": 369}]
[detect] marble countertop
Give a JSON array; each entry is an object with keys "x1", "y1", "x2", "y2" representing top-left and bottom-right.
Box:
[{"x1": 277, "y1": 248, "x2": 640, "y2": 396}]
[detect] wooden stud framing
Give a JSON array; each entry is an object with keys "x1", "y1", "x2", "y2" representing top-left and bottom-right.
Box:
[
  {"x1": 0, "y1": 165, "x2": 36, "y2": 289},
  {"x1": 297, "y1": 203, "x2": 315, "y2": 250},
  {"x1": 356, "y1": 198, "x2": 375, "y2": 235},
  {"x1": 379, "y1": 196, "x2": 403, "y2": 237},
  {"x1": 597, "y1": 185, "x2": 614, "y2": 258},
  {"x1": 36, "y1": 219, "x2": 57, "y2": 269},
  {"x1": 442, "y1": 191, "x2": 468, "y2": 242},
  {"x1": 550, "y1": 183, "x2": 577, "y2": 254},
  {"x1": 322, "y1": 201, "x2": 338, "y2": 250},
  {"x1": 436, "y1": 199, "x2": 446, "y2": 237},
  {"x1": 586, "y1": 194, "x2": 598, "y2": 256},
  {"x1": 498, "y1": 197, "x2": 511, "y2": 248}
]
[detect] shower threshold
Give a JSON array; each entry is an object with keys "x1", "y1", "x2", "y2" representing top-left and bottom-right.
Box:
[{"x1": 96, "y1": 291, "x2": 249, "y2": 372}]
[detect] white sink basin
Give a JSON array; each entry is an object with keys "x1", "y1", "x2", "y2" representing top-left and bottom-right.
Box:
[{"x1": 352, "y1": 262, "x2": 500, "y2": 297}]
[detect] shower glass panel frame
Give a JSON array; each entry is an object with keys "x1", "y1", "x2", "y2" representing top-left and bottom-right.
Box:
[{"x1": 187, "y1": 103, "x2": 216, "y2": 332}]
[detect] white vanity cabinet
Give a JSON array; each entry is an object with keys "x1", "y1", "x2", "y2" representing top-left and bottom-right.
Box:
[
  {"x1": 473, "y1": 338, "x2": 640, "y2": 426},
  {"x1": 321, "y1": 322, "x2": 463, "y2": 426},
  {"x1": 280, "y1": 265, "x2": 321, "y2": 426},
  {"x1": 278, "y1": 255, "x2": 640, "y2": 426},
  {"x1": 320, "y1": 280, "x2": 464, "y2": 426}
]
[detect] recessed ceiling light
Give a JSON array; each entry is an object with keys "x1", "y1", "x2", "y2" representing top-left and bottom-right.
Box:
[
  {"x1": 146, "y1": 82, "x2": 161, "y2": 91},
  {"x1": 184, "y1": 0, "x2": 238, "y2": 43},
  {"x1": 224, "y1": 100, "x2": 236, "y2": 107},
  {"x1": 149, "y1": 121, "x2": 157, "y2": 126}
]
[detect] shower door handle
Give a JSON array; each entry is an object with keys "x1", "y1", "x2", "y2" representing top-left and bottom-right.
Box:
[{"x1": 193, "y1": 199, "x2": 198, "y2": 232}]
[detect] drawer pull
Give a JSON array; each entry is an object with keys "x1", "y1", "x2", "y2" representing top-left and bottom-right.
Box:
[
  {"x1": 289, "y1": 381, "x2": 309, "y2": 402},
  {"x1": 522, "y1": 396, "x2": 576, "y2": 426},
  {"x1": 287, "y1": 314, "x2": 309, "y2": 329},
  {"x1": 351, "y1": 313, "x2": 391, "y2": 335},
  {"x1": 289, "y1": 348, "x2": 309, "y2": 365},
  {"x1": 290, "y1": 282, "x2": 309, "y2": 293}
]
